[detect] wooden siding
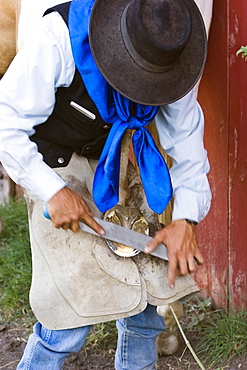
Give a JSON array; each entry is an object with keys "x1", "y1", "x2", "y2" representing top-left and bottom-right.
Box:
[{"x1": 196, "y1": 0, "x2": 247, "y2": 309}]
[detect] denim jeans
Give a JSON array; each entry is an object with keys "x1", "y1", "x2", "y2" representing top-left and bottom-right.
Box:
[{"x1": 17, "y1": 304, "x2": 166, "y2": 370}]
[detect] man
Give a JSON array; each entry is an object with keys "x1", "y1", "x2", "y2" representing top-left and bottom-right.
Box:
[{"x1": 0, "y1": 0, "x2": 211, "y2": 368}]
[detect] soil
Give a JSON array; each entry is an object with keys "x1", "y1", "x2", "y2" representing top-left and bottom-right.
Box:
[{"x1": 1, "y1": 322, "x2": 247, "y2": 370}]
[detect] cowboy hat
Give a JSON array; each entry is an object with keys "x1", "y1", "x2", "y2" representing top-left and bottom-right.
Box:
[{"x1": 89, "y1": 0, "x2": 207, "y2": 106}]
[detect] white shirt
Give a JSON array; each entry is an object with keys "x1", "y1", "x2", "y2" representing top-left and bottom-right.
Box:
[{"x1": 0, "y1": 12, "x2": 211, "y2": 222}]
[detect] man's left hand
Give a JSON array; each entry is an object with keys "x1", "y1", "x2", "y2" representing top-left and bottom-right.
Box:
[{"x1": 145, "y1": 219, "x2": 204, "y2": 289}]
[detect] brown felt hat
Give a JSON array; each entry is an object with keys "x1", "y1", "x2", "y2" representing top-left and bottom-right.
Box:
[{"x1": 89, "y1": 0, "x2": 207, "y2": 106}]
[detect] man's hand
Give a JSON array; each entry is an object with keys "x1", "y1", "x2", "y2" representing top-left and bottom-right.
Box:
[
  {"x1": 145, "y1": 219, "x2": 204, "y2": 289},
  {"x1": 47, "y1": 187, "x2": 104, "y2": 235}
]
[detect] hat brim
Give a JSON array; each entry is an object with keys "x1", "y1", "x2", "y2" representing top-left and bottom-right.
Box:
[{"x1": 89, "y1": 0, "x2": 207, "y2": 106}]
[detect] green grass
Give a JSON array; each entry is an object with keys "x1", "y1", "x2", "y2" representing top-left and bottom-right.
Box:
[
  {"x1": 85, "y1": 321, "x2": 118, "y2": 351},
  {"x1": 194, "y1": 308, "x2": 247, "y2": 368},
  {"x1": 0, "y1": 198, "x2": 33, "y2": 323}
]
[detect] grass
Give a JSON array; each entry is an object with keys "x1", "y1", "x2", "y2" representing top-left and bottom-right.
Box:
[
  {"x1": 194, "y1": 308, "x2": 247, "y2": 368},
  {"x1": 180, "y1": 296, "x2": 247, "y2": 368},
  {"x1": 0, "y1": 198, "x2": 33, "y2": 323},
  {"x1": 85, "y1": 321, "x2": 118, "y2": 351}
]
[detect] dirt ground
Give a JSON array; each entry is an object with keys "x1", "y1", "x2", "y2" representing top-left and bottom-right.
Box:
[{"x1": 1, "y1": 322, "x2": 247, "y2": 370}]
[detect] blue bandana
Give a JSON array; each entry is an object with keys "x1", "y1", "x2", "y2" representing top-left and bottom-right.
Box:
[{"x1": 68, "y1": 0, "x2": 172, "y2": 214}]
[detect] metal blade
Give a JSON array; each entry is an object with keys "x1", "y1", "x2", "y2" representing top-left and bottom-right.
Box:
[{"x1": 79, "y1": 217, "x2": 169, "y2": 261}]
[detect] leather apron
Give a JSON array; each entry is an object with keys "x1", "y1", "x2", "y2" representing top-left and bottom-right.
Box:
[{"x1": 24, "y1": 153, "x2": 199, "y2": 330}]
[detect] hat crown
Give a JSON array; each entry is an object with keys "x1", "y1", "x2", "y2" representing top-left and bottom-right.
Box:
[
  {"x1": 89, "y1": 0, "x2": 207, "y2": 105},
  {"x1": 121, "y1": 0, "x2": 192, "y2": 72}
]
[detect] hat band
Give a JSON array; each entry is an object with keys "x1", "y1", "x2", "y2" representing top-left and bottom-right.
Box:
[{"x1": 120, "y1": 5, "x2": 177, "y2": 73}]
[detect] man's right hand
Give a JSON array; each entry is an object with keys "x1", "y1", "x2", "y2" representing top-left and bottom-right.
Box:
[{"x1": 47, "y1": 187, "x2": 105, "y2": 235}]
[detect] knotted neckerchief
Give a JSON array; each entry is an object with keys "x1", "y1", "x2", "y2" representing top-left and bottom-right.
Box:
[{"x1": 68, "y1": 0, "x2": 172, "y2": 214}]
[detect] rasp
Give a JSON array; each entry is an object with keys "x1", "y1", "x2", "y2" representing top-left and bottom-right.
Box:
[{"x1": 43, "y1": 205, "x2": 169, "y2": 261}]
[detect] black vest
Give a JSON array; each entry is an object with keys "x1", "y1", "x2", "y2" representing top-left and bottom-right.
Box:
[{"x1": 30, "y1": 2, "x2": 112, "y2": 168}]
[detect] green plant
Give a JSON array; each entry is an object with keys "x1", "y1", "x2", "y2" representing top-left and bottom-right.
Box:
[
  {"x1": 184, "y1": 296, "x2": 213, "y2": 331},
  {"x1": 195, "y1": 309, "x2": 247, "y2": 368},
  {"x1": 236, "y1": 45, "x2": 247, "y2": 61},
  {"x1": 85, "y1": 321, "x2": 118, "y2": 351},
  {"x1": 0, "y1": 198, "x2": 33, "y2": 323}
]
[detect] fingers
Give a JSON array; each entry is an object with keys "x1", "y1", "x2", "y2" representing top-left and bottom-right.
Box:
[
  {"x1": 79, "y1": 214, "x2": 105, "y2": 236},
  {"x1": 48, "y1": 187, "x2": 104, "y2": 235},
  {"x1": 194, "y1": 250, "x2": 205, "y2": 266},
  {"x1": 145, "y1": 230, "x2": 179, "y2": 289},
  {"x1": 178, "y1": 257, "x2": 191, "y2": 275},
  {"x1": 145, "y1": 232, "x2": 164, "y2": 253},
  {"x1": 70, "y1": 222, "x2": 80, "y2": 233},
  {"x1": 52, "y1": 208, "x2": 104, "y2": 235},
  {"x1": 168, "y1": 253, "x2": 199, "y2": 289},
  {"x1": 145, "y1": 220, "x2": 205, "y2": 289},
  {"x1": 168, "y1": 255, "x2": 179, "y2": 289},
  {"x1": 53, "y1": 217, "x2": 104, "y2": 235}
]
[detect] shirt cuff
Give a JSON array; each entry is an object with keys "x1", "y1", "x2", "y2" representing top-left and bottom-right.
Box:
[
  {"x1": 172, "y1": 187, "x2": 212, "y2": 223},
  {"x1": 19, "y1": 160, "x2": 66, "y2": 202}
]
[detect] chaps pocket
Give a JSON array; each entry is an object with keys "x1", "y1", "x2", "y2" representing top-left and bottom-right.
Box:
[{"x1": 30, "y1": 200, "x2": 144, "y2": 318}]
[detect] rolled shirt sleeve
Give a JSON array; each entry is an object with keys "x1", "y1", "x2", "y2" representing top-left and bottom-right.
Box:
[
  {"x1": 0, "y1": 12, "x2": 75, "y2": 202},
  {"x1": 155, "y1": 90, "x2": 212, "y2": 223}
]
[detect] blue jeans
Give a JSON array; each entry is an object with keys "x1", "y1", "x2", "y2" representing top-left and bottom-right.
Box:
[{"x1": 17, "y1": 304, "x2": 166, "y2": 370}]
